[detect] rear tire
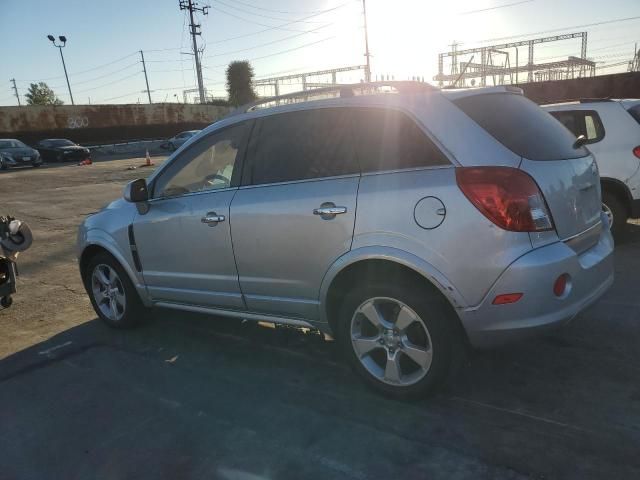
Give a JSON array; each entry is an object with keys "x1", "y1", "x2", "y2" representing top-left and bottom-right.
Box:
[
  {"x1": 1, "y1": 296, "x2": 12, "y2": 308},
  {"x1": 83, "y1": 252, "x2": 146, "y2": 329},
  {"x1": 602, "y1": 191, "x2": 627, "y2": 237},
  {"x1": 337, "y1": 282, "x2": 456, "y2": 399}
]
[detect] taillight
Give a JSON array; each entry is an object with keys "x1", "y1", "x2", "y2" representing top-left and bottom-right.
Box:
[
  {"x1": 633, "y1": 146, "x2": 640, "y2": 159},
  {"x1": 456, "y1": 167, "x2": 554, "y2": 232}
]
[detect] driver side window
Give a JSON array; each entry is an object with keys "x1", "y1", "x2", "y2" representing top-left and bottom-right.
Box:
[{"x1": 154, "y1": 123, "x2": 247, "y2": 198}]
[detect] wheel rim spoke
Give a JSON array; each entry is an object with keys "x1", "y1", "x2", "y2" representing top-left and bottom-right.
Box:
[
  {"x1": 359, "y1": 300, "x2": 387, "y2": 330},
  {"x1": 109, "y1": 298, "x2": 120, "y2": 319},
  {"x1": 352, "y1": 335, "x2": 382, "y2": 358},
  {"x1": 395, "y1": 306, "x2": 415, "y2": 332},
  {"x1": 384, "y1": 353, "x2": 402, "y2": 384},
  {"x1": 402, "y1": 342, "x2": 432, "y2": 370},
  {"x1": 95, "y1": 268, "x2": 110, "y2": 287}
]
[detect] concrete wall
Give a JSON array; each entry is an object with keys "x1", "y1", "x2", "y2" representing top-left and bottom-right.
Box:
[
  {"x1": 519, "y1": 71, "x2": 640, "y2": 104},
  {"x1": 0, "y1": 103, "x2": 231, "y2": 145}
]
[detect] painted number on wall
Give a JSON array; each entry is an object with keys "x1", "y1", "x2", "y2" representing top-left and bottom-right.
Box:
[{"x1": 67, "y1": 116, "x2": 89, "y2": 129}]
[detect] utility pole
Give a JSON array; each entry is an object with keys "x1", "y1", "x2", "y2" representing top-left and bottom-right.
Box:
[
  {"x1": 179, "y1": 0, "x2": 208, "y2": 103},
  {"x1": 362, "y1": 0, "x2": 371, "y2": 82},
  {"x1": 10, "y1": 79, "x2": 20, "y2": 106},
  {"x1": 140, "y1": 50, "x2": 152, "y2": 104},
  {"x1": 47, "y1": 35, "x2": 74, "y2": 105}
]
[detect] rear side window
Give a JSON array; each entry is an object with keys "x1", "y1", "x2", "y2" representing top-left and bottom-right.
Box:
[
  {"x1": 350, "y1": 108, "x2": 450, "y2": 172},
  {"x1": 628, "y1": 104, "x2": 640, "y2": 124},
  {"x1": 245, "y1": 108, "x2": 358, "y2": 185},
  {"x1": 549, "y1": 110, "x2": 605, "y2": 144},
  {"x1": 454, "y1": 93, "x2": 588, "y2": 160}
]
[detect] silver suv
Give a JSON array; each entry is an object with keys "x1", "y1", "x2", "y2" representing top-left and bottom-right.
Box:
[{"x1": 78, "y1": 83, "x2": 614, "y2": 398}]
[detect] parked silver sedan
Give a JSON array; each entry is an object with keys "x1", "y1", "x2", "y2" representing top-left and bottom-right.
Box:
[{"x1": 77, "y1": 83, "x2": 614, "y2": 398}]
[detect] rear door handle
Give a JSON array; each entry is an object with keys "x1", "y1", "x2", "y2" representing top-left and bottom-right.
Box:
[{"x1": 201, "y1": 212, "x2": 225, "y2": 226}]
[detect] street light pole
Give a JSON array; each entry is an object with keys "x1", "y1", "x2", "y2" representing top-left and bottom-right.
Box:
[
  {"x1": 362, "y1": 0, "x2": 372, "y2": 82},
  {"x1": 47, "y1": 35, "x2": 74, "y2": 105}
]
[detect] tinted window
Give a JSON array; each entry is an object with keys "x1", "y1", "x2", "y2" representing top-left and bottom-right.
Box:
[
  {"x1": 628, "y1": 104, "x2": 640, "y2": 125},
  {"x1": 246, "y1": 108, "x2": 358, "y2": 185},
  {"x1": 154, "y1": 123, "x2": 247, "y2": 198},
  {"x1": 454, "y1": 93, "x2": 588, "y2": 160},
  {"x1": 549, "y1": 110, "x2": 605, "y2": 144},
  {"x1": 350, "y1": 108, "x2": 449, "y2": 172},
  {"x1": 50, "y1": 139, "x2": 76, "y2": 147}
]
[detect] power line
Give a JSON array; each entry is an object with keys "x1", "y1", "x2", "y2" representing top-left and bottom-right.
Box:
[
  {"x1": 212, "y1": 0, "x2": 324, "y2": 23},
  {"x1": 74, "y1": 70, "x2": 142, "y2": 94},
  {"x1": 69, "y1": 61, "x2": 140, "y2": 86},
  {"x1": 205, "y1": 1, "x2": 354, "y2": 45},
  {"x1": 15, "y1": 51, "x2": 139, "y2": 83},
  {"x1": 459, "y1": 0, "x2": 534, "y2": 15},
  {"x1": 476, "y1": 15, "x2": 640, "y2": 44},
  {"x1": 220, "y1": 0, "x2": 343, "y2": 15},
  {"x1": 202, "y1": 23, "x2": 329, "y2": 59},
  {"x1": 101, "y1": 90, "x2": 143, "y2": 102},
  {"x1": 204, "y1": 36, "x2": 337, "y2": 70},
  {"x1": 209, "y1": 4, "x2": 329, "y2": 33}
]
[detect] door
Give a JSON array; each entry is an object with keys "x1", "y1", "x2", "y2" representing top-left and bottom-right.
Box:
[
  {"x1": 230, "y1": 108, "x2": 360, "y2": 320},
  {"x1": 134, "y1": 122, "x2": 250, "y2": 309}
]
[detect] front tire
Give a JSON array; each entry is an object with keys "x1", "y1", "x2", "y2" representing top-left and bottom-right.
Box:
[
  {"x1": 83, "y1": 252, "x2": 145, "y2": 328},
  {"x1": 337, "y1": 282, "x2": 456, "y2": 399},
  {"x1": 602, "y1": 191, "x2": 627, "y2": 237}
]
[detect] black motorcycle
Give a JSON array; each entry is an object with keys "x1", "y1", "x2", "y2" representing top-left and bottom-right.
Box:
[{"x1": 0, "y1": 216, "x2": 33, "y2": 308}]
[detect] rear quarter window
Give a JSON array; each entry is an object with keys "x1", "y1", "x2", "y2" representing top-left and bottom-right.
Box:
[
  {"x1": 628, "y1": 104, "x2": 640, "y2": 124},
  {"x1": 350, "y1": 108, "x2": 450, "y2": 172},
  {"x1": 454, "y1": 93, "x2": 588, "y2": 160},
  {"x1": 549, "y1": 110, "x2": 605, "y2": 144}
]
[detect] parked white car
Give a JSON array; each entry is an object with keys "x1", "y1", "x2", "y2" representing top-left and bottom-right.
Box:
[{"x1": 543, "y1": 99, "x2": 640, "y2": 235}]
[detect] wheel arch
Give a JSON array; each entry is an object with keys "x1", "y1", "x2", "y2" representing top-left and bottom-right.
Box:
[
  {"x1": 79, "y1": 238, "x2": 149, "y2": 306},
  {"x1": 319, "y1": 247, "x2": 467, "y2": 338},
  {"x1": 601, "y1": 177, "x2": 632, "y2": 212}
]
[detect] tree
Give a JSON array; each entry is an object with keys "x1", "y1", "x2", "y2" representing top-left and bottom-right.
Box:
[
  {"x1": 25, "y1": 82, "x2": 64, "y2": 106},
  {"x1": 226, "y1": 61, "x2": 257, "y2": 106}
]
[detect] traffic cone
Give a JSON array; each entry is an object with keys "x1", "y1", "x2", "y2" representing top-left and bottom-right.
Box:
[{"x1": 142, "y1": 149, "x2": 154, "y2": 167}]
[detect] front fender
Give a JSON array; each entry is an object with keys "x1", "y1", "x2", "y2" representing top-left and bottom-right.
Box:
[
  {"x1": 318, "y1": 246, "x2": 467, "y2": 325},
  {"x1": 79, "y1": 228, "x2": 151, "y2": 307}
]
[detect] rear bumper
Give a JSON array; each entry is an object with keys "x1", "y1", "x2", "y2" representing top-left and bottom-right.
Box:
[{"x1": 459, "y1": 225, "x2": 614, "y2": 348}]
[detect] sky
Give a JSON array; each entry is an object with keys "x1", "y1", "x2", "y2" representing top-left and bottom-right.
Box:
[{"x1": 0, "y1": 0, "x2": 639, "y2": 105}]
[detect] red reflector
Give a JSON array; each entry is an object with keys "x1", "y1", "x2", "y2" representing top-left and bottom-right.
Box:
[
  {"x1": 456, "y1": 167, "x2": 554, "y2": 232},
  {"x1": 553, "y1": 274, "x2": 569, "y2": 297},
  {"x1": 492, "y1": 293, "x2": 523, "y2": 305},
  {"x1": 633, "y1": 146, "x2": 640, "y2": 159}
]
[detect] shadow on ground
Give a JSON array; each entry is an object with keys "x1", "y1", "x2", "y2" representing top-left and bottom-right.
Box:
[{"x1": 2, "y1": 287, "x2": 640, "y2": 480}]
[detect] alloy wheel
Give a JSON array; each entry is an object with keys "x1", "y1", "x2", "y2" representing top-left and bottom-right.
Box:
[
  {"x1": 350, "y1": 297, "x2": 433, "y2": 387},
  {"x1": 91, "y1": 264, "x2": 126, "y2": 321}
]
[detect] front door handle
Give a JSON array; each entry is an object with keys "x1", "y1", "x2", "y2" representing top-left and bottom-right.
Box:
[
  {"x1": 313, "y1": 203, "x2": 347, "y2": 219},
  {"x1": 201, "y1": 212, "x2": 225, "y2": 226}
]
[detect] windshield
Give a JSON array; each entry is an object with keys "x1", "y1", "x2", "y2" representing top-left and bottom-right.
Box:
[
  {"x1": 50, "y1": 139, "x2": 76, "y2": 147},
  {"x1": 453, "y1": 93, "x2": 589, "y2": 160},
  {"x1": 0, "y1": 140, "x2": 27, "y2": 149}
]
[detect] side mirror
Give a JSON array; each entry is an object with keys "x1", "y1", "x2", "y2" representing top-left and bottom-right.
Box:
[{"x1": 124, "y1": 178, "x2": 149, "y2": 203}]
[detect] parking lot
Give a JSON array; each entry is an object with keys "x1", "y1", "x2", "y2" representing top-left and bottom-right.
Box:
[{"x1": 1, "y1": 158, "x2": 639, "y2": 479}]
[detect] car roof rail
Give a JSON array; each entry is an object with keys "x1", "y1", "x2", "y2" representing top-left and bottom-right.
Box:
[
  {"x1": 579, "y1": 98, "x2": 613, "y2": 103},
  {"x1": 224, "y1": 81, "x2": 437, "y2": 117}
]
